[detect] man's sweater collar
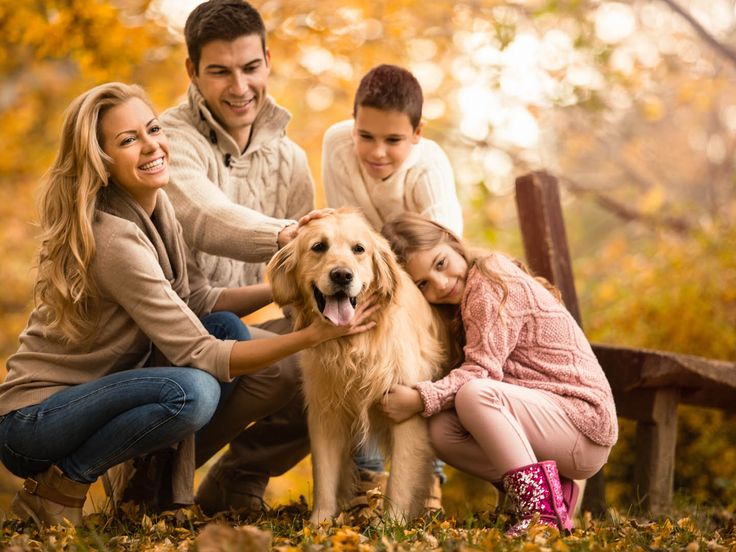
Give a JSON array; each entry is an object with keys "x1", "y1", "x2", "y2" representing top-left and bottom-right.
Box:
[{"x1": 186, "y1": 84, "x2": 292, "y2": 157}]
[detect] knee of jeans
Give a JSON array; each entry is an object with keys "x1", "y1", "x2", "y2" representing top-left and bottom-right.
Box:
[
  {"x1": 202, "y1": 311, "x2": 251, "y2": 341},
  {"x1": 175, "y1": 370, "x2": 221, "y2": 430}
]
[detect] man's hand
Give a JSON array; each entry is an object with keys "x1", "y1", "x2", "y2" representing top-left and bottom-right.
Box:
[
  {"x1": 277, "y1": 223, "x2": 297, "y2": 249},
  {"x1": 277, "y1": 209, "x2": 335, "y2": 249},
  {"x1": 381, "y1": 384, "x2": 424, "y2": 423},
  {"x1": 297, "y1": 208, "x2": 334, "y2": 227}
]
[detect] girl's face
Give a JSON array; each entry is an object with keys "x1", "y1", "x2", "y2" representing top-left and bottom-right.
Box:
[
  {"x1": 404, "y1": 242, "x2": 468, "y2": 305},
  {"x1": 100, "y1": 97, "x2": 169, "y2": 212}
]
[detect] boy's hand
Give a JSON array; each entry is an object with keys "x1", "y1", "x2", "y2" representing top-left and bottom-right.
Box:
[{"x1": 381, "y1": 384, "x2": 424, "y2": 423}]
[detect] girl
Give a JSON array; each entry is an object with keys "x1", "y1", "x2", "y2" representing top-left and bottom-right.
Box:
[
  {"x1": 0, "y1": 83, "x2": 375, "y2": 527},
  {"x1": 380, "y1": 213, "x2": 617, "y2": 534}
]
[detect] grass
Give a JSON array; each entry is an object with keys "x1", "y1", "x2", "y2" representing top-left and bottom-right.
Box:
[{"x1": 1, "y1": 497, "x2": 735, "y2": 551}]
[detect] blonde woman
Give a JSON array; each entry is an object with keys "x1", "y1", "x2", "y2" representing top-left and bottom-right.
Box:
[{"x1": 0, "y1": 82, "x2": 375, "y2": 527}]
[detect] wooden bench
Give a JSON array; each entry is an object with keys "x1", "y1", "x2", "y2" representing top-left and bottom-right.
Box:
[{"x1": 514, "y1": 171, "x2": 736, "y2": 514}]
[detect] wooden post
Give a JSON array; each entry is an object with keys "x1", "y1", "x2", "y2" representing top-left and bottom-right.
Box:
[
  {"x1": 633, "y1": 389, "x2": 679, "y2": 513},
  {"x1": 515, "y1": 171, "x2": 606, "y2": 515},
  {"x1": 514, "y1": 172, "x2": 581, "y2": 324}
]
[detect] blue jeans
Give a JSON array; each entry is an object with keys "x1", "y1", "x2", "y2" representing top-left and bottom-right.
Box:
[
  {"x1": 0, "y1": 312, "x2": 246, "y2": 484},
  {"x1": 355, "y1": 442, "x2": 447, "y2": 483},
  {"x1": 200, "y1": 311, "x2": 251, "y2": 409}
]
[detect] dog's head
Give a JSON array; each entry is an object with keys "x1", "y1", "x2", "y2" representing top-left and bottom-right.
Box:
[{"x1": 267, "y1": 208, "x2": 401, "y2": 326}]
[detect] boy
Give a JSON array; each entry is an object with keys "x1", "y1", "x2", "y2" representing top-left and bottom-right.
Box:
[
  {"x1": 321, "y1": 64, "x2": 462, "y2": 510},
  {"x1": 322, "y1": 64, "x2": 463, "y2": 236}
]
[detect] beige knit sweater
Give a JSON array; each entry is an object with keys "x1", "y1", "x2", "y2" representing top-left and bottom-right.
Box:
[
  {"x1": 322, "y1": 119, "x2": 463, "y2": 235},
  {"x1": 161, "y1": 85, "x2": 315, "y2": 287},
  {"x1": 0, "y1": 186, "x2": 234, "y2": 417}
]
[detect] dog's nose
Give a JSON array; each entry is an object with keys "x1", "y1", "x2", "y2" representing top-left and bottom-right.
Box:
[{"x1": 330, "y1": 267, "x2": 353, "y2": 286}]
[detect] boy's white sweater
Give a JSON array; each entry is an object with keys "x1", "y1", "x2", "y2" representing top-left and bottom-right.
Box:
[{"x1": 322, "y1": 119, "x2": 463, "y2": 235}]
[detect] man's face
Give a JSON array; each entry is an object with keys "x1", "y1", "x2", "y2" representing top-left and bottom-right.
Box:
[{"x1": 187, "y1": 34, "x2": 270, "y2": 151}]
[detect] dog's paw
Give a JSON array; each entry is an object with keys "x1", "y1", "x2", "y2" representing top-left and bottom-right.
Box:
[{"x1": 309, "y1": 510, "x2": 334, "y2": 526}]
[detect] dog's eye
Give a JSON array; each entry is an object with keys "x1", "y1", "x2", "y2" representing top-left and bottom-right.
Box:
[
  {"x1": 311, "y1": 241, "x2": 327, "y2": 253},
  {"x1": 352, "y1": 244, "x2": 365, "y2": 254}
]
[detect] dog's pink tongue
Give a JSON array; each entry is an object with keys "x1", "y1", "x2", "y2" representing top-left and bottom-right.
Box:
[{"x1": 323, "y1": 295, "x2": 356, "y2": 326}]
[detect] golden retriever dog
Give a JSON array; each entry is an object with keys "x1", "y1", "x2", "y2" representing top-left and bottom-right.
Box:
[{"x1": 267, "y1": 209, "x2": 446, "y2": 524}]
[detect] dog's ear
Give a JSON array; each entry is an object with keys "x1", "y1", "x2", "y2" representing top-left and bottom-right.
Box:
[
  {"x1": 371, "y1": 234, "x2": 401, "y2": 299},
  {"x1": 267, "y1": 241, "x2": 300, "y2": 306}
]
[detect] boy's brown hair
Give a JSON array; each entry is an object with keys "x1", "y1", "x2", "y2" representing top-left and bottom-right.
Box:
[
  {"x1": 353, "y1": 65, "x2": 423, "y2": 129},
  {"x1": 184, "y1": 0, "x2": 266, "y2": 74}
]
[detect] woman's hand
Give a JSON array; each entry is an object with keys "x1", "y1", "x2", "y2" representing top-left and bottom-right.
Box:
[
  {"x1": 381, "y1": 384, "x2": 424, "y2": 423},
  {"x1": 306, "y1": 295, "x2": 379, "y2": 344}
]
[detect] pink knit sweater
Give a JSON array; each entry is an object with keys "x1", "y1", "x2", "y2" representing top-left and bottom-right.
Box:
[{"x1": 415, "y1": 254, "x2": 618, "y2": 447}]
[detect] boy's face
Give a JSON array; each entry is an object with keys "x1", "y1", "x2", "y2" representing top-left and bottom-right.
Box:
[
  {"x1": 352, "y1": 106, "x2": 421, "y2": 180},
  {"x1": 186, "y1": 34, "x2": 270, "y2": 152}
]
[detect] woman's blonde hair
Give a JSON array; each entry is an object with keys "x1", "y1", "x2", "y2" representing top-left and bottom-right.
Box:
[
  {"x1": 34, "y1": 82, "x2": 152, "y2": 343},
  {"x1": 381, "y1": 212, "x2": 561, "y2": 366}
]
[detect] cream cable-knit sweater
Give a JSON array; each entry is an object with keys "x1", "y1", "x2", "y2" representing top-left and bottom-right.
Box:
[
  {"x1": 416, "y1": 254, "x2": 618, "y2": 447},
  {"x1": 322, "y1": 119, "x2": 463, "y2": 236},
  {"x1": 161, "y1": 85, "x2": 315, "y2": 287}
]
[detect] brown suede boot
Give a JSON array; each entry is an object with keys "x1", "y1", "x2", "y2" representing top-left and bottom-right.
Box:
[
  {"x1": 11, "y1": 465, "x2": 90, "y2": 526},
  {"x1": 195, "y1": 468, "x2": 268, "y2": 516}
]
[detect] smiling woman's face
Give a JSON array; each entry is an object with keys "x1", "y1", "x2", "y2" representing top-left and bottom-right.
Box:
[
  {"x1": 404, "y1": 243, "x2": 468, "y2": 305},
  {"x1": 100, "y1": 97, "x2": 169, "y2": 211}
]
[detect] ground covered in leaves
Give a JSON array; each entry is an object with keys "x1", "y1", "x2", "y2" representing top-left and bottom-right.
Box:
[{"x1": 1, "y1": 498, "x2": 735, "y2": 551}]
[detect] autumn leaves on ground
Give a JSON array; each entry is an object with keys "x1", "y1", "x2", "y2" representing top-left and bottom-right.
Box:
[
  {"x1": 1, "y1": 494, "x2": 735, "y2": 550},
  {"x1": 2, "y1": 0, "x2": 736, "y2": 549}
]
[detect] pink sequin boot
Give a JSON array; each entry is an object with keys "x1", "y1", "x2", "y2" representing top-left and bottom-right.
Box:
[
  {"x1": 560, "y1": 477, "x2": 580, "y2": 521},
  {"x1": 502, "y1": 460, "x2": 573, "y2": 536}
]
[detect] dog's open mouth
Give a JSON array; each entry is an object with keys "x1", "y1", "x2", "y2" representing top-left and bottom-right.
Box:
[{"x1": 313, "y1": 284, "x2": 358, "y2": 326}]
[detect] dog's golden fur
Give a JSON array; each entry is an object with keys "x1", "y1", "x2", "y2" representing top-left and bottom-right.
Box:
[{"x1": 267, "y1": 209, "x2": 446, "y2": 523}]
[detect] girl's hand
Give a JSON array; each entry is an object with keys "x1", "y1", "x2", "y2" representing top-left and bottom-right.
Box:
[
  {"x1": 307, "y1": 295, "x2": 379, "y2": 344},
  {"x1": 381, "y1": 384, "x2": 424, "y2": 423}
]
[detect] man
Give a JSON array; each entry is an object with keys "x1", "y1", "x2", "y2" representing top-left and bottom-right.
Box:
[{"x1": 159, "y1": 0, "x2": 314, "y2": 514}]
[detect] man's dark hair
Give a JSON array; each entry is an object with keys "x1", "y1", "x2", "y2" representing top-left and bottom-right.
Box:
[
  {"x1": 184, "y1": 0, "x2": 267, "y2": 73},
  {"x1": 353, "y1": 65, "x2": 423, "y2": 129}
]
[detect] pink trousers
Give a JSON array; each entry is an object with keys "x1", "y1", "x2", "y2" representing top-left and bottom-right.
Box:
[{"x1": 428, "y1": 378, "x2": 611, "y2": 483}]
